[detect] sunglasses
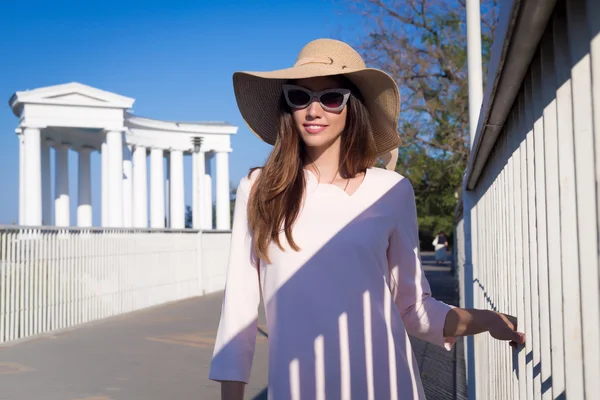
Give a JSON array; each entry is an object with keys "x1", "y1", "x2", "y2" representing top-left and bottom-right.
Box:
[{"x1": 282, "y1": 84, "x2": 351, "y2": 112}]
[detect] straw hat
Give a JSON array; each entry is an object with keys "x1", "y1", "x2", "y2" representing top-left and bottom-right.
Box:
[{"x1": 232, "y1": 38, "x2": 401, "y2": 170}]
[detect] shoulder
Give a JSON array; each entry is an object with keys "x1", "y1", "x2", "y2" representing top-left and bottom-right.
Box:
[
  {"x1": 237, "y1": 167, "x2": 263, "y2": 196},
  {"x1": 367, "y1": 167, "x2": 414, "y2": 196},
  {"x1": 366, "y1": 168, "x2": 418, "y2": 224}
]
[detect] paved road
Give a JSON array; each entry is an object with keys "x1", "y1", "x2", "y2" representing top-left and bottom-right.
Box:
[
  {"x1": 411, "y1": 254, "x2": 467, "y2": 400},
  {"x1": 0, "y1": 253, "x2": 464, "y2": 400}
]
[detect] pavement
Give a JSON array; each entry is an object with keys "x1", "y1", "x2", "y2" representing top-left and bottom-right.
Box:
[
  {"x1": 410, "y1": 254, "x2": 467, "y2": 400},
  {"x1": 0, "y1": 252, "x2": 465, "y2": 400}
]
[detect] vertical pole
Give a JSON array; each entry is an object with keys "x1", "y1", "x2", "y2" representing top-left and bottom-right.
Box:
[
  {"x1": 464, "y1": 1, "x2": 484, "y2": 399},
  {"x1": 467, "y1": 0, "x2": 484, "y2": 146}
]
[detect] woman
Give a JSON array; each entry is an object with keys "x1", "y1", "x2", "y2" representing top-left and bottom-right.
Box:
[
  {"x1": 432, "y1": 231, "x2": 449, "y2": 264},
  {"x1": 209, "y1": 39, "x2": 524, "y2": 400}
]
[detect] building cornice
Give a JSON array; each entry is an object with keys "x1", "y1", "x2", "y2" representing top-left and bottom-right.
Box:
[{"x1": 125, "y1": 113, "x2": 238, "y2": 135}]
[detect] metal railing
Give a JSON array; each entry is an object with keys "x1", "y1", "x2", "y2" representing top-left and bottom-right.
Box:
[
  {"x1": 455, "y1": 0, "x2": 600, "y2": 398},
  {"x1": 0, "y1": 226, "x2": 231, "y2": 344}
]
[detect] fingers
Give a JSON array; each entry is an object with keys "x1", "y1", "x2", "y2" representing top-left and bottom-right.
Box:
[
  {"x1": 506, "y1": 315, "x2": 525, "y2": 345},
  {"x1": 509, "y1": 332, "x2": 526, "y2": 349},
  {"x1": 495, "y1": 312, "x2": 525, "y2": 348}
]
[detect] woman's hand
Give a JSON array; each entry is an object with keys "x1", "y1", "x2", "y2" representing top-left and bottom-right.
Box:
[
  {"x1": 444, "y1": 308, "x2": 526, "y2": 348},
  {"x1": 487, "y1": 312, "x2": 526, "y2": 348}
]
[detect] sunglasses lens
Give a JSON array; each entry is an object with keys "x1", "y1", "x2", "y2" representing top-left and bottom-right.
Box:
[
  {"x1": 287, "y1": 89, "x2": 311, "y2": 107},
  {"x1": 320, "y1": 92, "x2": 345, "y2": 109}
]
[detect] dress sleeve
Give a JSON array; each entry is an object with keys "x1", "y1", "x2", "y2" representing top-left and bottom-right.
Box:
[
  {"x1": 386, "y1": 178, "x2": 456, "y2": 350},
  {"x1": 209, "y1": 176, "x2": 261, "y2": 383}
]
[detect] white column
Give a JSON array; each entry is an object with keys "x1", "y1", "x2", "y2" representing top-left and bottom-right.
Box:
[
  {"x1": 101, "y1": 142, "x2": 108, "y2": 227},
  {"x1": 165, "y1": 154, "x2": 171, "y2": 228},
  {"x1": 18, "y1": 132, "x2": 25, "y2": 225},
  {"x1": 150, "y1": 148, "x2": 165, "y2": 228},
  {"x1": 23, "y1": 128, "x2": 42, "y2": 226},
  {"x1": 106, "y1": 130, "x2": 124, "y2": 228},
  {"x1": 133, "y1": 145, "x2": 148, "y2": 228},
  {"x1": 193, "y1": 151, "x2": 205, "y2": 229},
  {"x1": 192, "y1": 152, "x2": 198, "y2": 228},
  {"x1": 54, "y1": 144, "x2": 70, "y2": 227},
  {"x1": 41, "y1": 139, "x2": 52, "y2": 225},
  {"x1": 204, "y1": 154, "x2": 213, "y2": 229},
  {"x1": 170, "y1": 150, "x2": 185, "y2": 229},
  {"x1": 122, "y1": 145, "x2": 133, "y2": 228},
  {"x1": 77, "y1": 148, "x2": 92, "y2": 228},
  {"x1": 215, "y1": 151, "x2": 230, "y2": 230}
]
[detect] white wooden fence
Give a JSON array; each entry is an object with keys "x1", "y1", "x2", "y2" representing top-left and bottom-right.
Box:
[
  {"x1": 455, "y1": 0, "x2": 600, "y2": 398},
  {"x1": 0, "y1": 226, "x2": 231, "y2": 344}
]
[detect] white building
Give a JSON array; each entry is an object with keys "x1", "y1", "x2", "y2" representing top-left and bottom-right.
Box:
[{"x1": 9, "y1": 82, "x2": 238, "y2": 230}]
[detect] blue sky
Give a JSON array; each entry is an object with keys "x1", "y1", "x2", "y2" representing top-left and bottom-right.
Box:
[{"x1": 0, "y1": 0, "x2": 367, "y2": 225}]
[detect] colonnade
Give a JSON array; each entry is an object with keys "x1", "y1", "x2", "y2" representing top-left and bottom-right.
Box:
[{"x1": 18, "y1": 128, "x2": 231, "y2": 230}]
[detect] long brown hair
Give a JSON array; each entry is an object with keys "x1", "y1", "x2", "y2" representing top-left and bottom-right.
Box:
[{"x1": 247, "y1": 76, "x2": 378, "y2": 263}]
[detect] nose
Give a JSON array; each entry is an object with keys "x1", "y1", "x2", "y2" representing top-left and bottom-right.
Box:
[{"x1": 305, "y1": 96, "x2": 322, "y2": 118}]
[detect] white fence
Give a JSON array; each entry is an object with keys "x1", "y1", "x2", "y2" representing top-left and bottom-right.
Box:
[
  {"x1": 0, "y1": 226, "x2": 231, "y2": 344},
  {"x1": 455, "y1": 0, "x2": 600, "y2": 399}
]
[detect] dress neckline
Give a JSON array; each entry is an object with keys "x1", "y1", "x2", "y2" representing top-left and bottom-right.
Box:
[{"x1": 304, "y1": 168, "x2": 370, "y2": 199}]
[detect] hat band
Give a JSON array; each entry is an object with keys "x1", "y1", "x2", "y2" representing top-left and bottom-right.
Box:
[{"x1": 295, "y1": 56, "x2": 334, "y2": 66}]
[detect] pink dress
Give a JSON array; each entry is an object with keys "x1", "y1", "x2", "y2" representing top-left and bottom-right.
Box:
[{"x1": 209, "y1": 167, "x2": 455, "y2": 400}]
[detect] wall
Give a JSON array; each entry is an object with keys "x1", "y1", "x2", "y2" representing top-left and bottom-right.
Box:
[
  {"x1": 201, "y1": 230, "x2": 232, "y2": 295},
  {"x1": 455, "y1": 0, "x2": 600, "y2": 398}
]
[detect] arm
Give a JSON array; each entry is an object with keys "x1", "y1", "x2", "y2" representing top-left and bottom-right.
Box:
[
  {"x1": 387, "y1": 178, "x2": 455, "y2": 349},
  {"x1": 443, "y1": 308, "x2": 526, "y2": 347},
  {"x1": 209, "y1": 177, "x2": 261, "y2": 394},
  {"x1": 388, "y1": 179, "x2": 525, "y2": 349}
]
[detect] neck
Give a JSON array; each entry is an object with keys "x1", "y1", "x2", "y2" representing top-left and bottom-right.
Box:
[{"x1": 303, "y1": 139, "x2": 342, "y2": 182}]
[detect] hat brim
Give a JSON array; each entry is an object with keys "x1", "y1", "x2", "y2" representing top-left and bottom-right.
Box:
[{"x1": 233, "y1": 64, "x2": 401, "y2": 157}]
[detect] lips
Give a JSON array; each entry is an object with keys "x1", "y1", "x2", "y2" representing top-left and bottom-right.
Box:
[{"x1": 303, "y1": 124, "x2": 328, "y2": 134}]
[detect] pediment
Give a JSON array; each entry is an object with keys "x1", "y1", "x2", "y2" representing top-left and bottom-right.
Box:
[
  {"x1": 10, "y1": 82, "x2": 135, "y2": 111},
  {"x1": 45, "y1": 92, "x2": 112, "y2": 106}
]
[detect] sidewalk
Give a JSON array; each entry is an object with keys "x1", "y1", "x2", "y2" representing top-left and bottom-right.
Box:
[
  {"x1": 411, "y1": 254, "x2": 467, "y2": 400},
  {"x1": 0, "y1": 253, "x2": 465, "y2": 400}
]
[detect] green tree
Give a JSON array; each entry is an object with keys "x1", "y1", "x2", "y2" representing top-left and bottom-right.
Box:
[
  {"x1": 396, "y1": 145, "x2": 462, "y2": 238},
  {"x1": 185, "y1": 205, "x2": 193, "y2": 229},
  {"x1": 344, "y1": 0, "x2": 499, "y2": 246}
]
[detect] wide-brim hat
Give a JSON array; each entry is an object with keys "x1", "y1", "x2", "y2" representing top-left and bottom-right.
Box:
[{"x1": 232, "y1": 38, "x2": 401, "y2": 170}]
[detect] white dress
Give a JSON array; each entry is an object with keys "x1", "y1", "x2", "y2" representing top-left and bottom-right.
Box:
[{"x1": 209, "y1": 167, "x2": 455, "y2": 400}]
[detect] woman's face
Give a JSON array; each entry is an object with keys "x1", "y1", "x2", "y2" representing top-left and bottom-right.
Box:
[{"x1": 289, "y1": 76, "x2": 348, "y2": 152}]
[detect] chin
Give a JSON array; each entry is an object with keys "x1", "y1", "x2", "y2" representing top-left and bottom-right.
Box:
[{"x1": 300, "y1": 132, "x2": 339, "y2": 149}]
